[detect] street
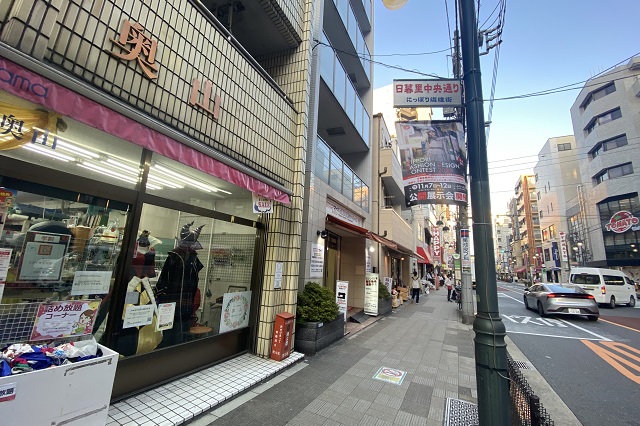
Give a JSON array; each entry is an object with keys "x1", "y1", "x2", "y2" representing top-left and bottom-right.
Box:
[{"x1": 496, "y1": 280, "x2": 640, "y2": 426}]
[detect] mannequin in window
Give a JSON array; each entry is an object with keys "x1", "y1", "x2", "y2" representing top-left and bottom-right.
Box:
[
  {"x1": 131, "y1": 230, "x2": 161, "y2": 278},
  {"x1": 156, "y1": 221, "x2": 205, "y2": 346}
]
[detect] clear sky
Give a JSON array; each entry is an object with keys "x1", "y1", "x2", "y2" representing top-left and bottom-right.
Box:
[{"x1": 373, "y1": 0, "x2": 640, "y2": 215}]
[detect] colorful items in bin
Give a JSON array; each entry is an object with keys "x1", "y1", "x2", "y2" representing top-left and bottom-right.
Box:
[{"x1": 0, "y1": 338, "x2": 102, "y2": 377}]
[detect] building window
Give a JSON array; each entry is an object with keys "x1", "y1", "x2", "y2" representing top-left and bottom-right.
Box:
[
  {"x1": 549, "y1": 224, "x2": 556, "y2": 239},
  {"x1": 590, "y1": 134, "x2": 628, "y2": 159},
  {"x1": 557, "y1": 143, "x2": 571, "y2": 151},
  {"x1": 581, "y1": 82, "x2": 616, "y2": 111},
  {"x1": 598, "y1": 193, "x2": 640, "y2": 260},
  {"x1": 594, "y1": 162, "x2": 634, "y2": 185},
  {"x1": 537, "y1": 191, "x2": 541, "y2": 200},
  {"x1": 585, "y1": 108, "x2": 622, "y2": 135}
]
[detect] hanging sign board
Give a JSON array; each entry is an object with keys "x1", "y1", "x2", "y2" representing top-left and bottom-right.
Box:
[
  {"x1": 393, "y1": 79, "x2": 463, "y2": 108},
  {"x1": 460, "y1": 229, "x2": 471, "y2": 271},
  {"x1": 252, "y1": 193, "x2": 273, "y2": 214},
  {"x1": 559, "y1": 232, "x2": 568, "y2": 262},
  {"x1": 364, "y1": 273, "x2": 379, "y2": 316},
  {"x1": 336, "y1": 280, "x2": 349, "y2": 322}
]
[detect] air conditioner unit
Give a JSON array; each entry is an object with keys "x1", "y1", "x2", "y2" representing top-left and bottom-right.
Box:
[{"x1": 628, "y1": 57, "x2": 640, "y2": 71}]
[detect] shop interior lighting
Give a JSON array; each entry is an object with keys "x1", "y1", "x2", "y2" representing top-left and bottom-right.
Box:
[
  {"x1": 78, "y1": 162, "x2": 161, "y2": 190},
  {"x1": 55, "y1": 139, "x2": 100, "y2": 159},
  {"x1": 153, "y1": 164, "x2": 231, "y2": 195},
  {"x1": 23, "y1": 143, "x2": 74, "y2": 162}
]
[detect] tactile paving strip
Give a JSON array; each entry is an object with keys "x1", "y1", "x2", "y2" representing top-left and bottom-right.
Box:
[{"x1": 444, "y1": 397, "x2": 479, "y2": 426}]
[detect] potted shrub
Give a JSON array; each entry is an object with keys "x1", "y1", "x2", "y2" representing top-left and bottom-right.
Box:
[
  {"x1": 378, "y1": 283, "x2": 392, "y2": 316},
  {"x1": 294, "y1": 282, "x2": 344, "y2": 355}
]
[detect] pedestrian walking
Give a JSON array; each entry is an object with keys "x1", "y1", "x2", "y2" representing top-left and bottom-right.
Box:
[
  {"x1": 410, "y1": 271, "x2": 421, "y2": 304},
  {"x1": 445, "y1": 274, "x2": 454, "y2": 302}
]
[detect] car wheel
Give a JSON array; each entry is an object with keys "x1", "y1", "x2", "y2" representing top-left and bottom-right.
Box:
[
  {"x1": 588, "y1": 315, "x2": 598, "y2": 321},
  {"x1": 537, "y1": 301, "x2": 545, "y2": 317},
  {"x1": 609, "y1": 296, "x2": 616, "y2": 309},
  {"x1": 628, "y1": 296, "x2": 636, "y2": 308},
  {"x1": 524, "y1": 296, "x2": 529, "y2": 310}
]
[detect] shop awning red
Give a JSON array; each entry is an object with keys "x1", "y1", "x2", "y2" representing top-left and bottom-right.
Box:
[
  {"x1": 514, "y1": 267, "x2": 526, "y2": 273},
  {"x1": 368, "y1": 232, "x2": 398, "y2": 250},
  {"x1": 416, "y1": 246, "x2": 432, "y2": 264},
  {"x1": 326, "y1": 215, "x2": 369, "y2": 236}
]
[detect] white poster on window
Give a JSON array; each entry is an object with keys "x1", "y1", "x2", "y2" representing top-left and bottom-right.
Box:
[
  {"x1": 310, "y1": 243, "x2": 324, "y2": 278},
  {"x1": 336, "y1": 280, "x2": 349, "y2": 321},
  {"x1": 123, "y1": 304, "x2": 154, "y2": 328},
  {"x1": 156, "y1": 302, "x2": 176, "y2": 331},
  {"x1": 364, "y1": 273, "x2": 379, "y2": 316},
  {"x1": 18, "y1": 231, "x2": 70, "y2": 281},
  {"x1": 70, "y1": 271, "x2": 112, "y2": 296},
  {"x1": 219, "y1": 290, "x2": 252, "y2": 333}
]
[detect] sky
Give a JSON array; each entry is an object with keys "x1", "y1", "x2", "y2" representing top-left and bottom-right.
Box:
[{"x1": 373, "y1": 0, "x2": 640, "y2": 215}]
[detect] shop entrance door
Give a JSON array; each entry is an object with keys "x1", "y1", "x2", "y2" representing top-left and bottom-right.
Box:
[{"x1": 325, "y1": 233, "x2": 340, "y2": 294}]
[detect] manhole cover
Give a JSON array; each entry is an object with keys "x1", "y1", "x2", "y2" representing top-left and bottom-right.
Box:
[
  {"x1": 512, "y1": 360, "x2": 536, "y2": 370},
  {"x1": 444, "y1": 397, "x2": 478, "y2": 426}
]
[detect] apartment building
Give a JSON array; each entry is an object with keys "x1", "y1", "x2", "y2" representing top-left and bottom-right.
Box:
[
  {"x1": 494, "y1": 214, "x2": 512, "y2": 277},
  {"x1": 509, "y1": 175, "x2": 541, "y2": 281}
]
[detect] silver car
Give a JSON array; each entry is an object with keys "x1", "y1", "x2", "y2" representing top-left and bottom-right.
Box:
[{"x1": 524, "y1": 283, "x2": 599, "y2": 321}]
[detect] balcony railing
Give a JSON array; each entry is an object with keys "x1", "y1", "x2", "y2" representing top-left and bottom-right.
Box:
[
  {"x1": 333, "y1": 0, "x2": 371, "y2": 81},
  {"x1": 315, "y1": 137, "x2": 369, "y2": 212}
]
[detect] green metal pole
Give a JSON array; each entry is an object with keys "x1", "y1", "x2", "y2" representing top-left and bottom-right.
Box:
[{"x1": 458, "y1": 0, "x2": 510, "y2": 424}]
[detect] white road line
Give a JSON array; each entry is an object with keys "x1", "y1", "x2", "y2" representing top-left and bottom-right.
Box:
[
  {"x1": 499, "y1": 292, "x2": 524, "y2": 303},
  {"x1": 555, "y1": 319, "x2": 611, "y2": 341},
  {"x1": 507, "y1": 331, "x2": 604, "y2": 341}
]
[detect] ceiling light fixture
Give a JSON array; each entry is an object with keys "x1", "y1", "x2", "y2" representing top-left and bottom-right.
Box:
[{"x1": 23, "y1": 143, "x2": 74, "y2": 162}]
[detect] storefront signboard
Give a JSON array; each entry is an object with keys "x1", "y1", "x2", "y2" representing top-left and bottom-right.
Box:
[
  {"x1": 336, "y1": 281, "x2": 349, "y2": 321},
  {"x1": 219, "y1": 290, "x2": 252, "y2": 333},
  {"x1": 326, "y1": 199, "x2": 362, "y2": 226},
  {"x1": 18, "y1": 231, "x2": 70, "y2": 282},
  {"x1": 108, "y1": 20, "x2": 159, "y2": 80},
  {"x1": 252, "y1": 193, "x2": 273, "y2": 214},
  {"x1": 156, "y1": 302, "x2": 177, "y2": 331},
  {"x1": 70, "y1": 271, "x2": 112, "y2": 296},
  {"x1": 559, "y1": 232, "x2": 568, "y2": 261},
  {"x1": 383, "y1": 277, "x2": 393, "y2": 293},
  {"x1": 460, "y1": 229, "x2": 470, "y2": 271},
  {"x1": 30, "y1": 300, "x2": 100, "y2": 341},
  {"x1": 364, "y1": 273, "x2": 379, "y2": 316},
  {"x1": 605, "y1": 211, "x2": 640, "y2": 233},
  {"x1": 432, "y1": 226, "x2": 441, "y2": 261},
  {"x1": 123, "y1": 304, "x2": 154, "y2": 329},
  {"x1": 393, "y1": 79, "x2": 463, "y2": 108},
  {"x1": 310, "y1": 243, "x2": 324, "y2": 278}
]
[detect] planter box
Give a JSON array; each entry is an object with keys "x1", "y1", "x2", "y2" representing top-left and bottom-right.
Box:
[
  {"x1": 378, "y1": 298, "x2": 392, "y2": 316},
  {"x1": 0, "y1": 344, "x2": 118, "y2": 424},
  {"x1": 294, "y1": 317, "x2": 345, "y2": 355}
]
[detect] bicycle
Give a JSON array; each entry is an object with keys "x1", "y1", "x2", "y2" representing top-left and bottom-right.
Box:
[{"x1": 454, "y1": 285, "x2": 462, "y2": 310}]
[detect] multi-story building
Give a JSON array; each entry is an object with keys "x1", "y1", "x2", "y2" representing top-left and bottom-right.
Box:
[
  {"x1": 569, "y1": 56, "x2": 640, "y2": 280},
  {"x1": 533, "y1": 136, "x2": 580, "y2": 282},
  {"x1": 510, "y1": 175, "x2": 541, "y2": 281},
  {"x1": 493, "y1": 214, "x2": 512, "y2": 276}
]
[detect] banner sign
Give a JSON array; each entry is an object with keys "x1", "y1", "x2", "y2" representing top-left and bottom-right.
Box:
[
  {"x1": 364, "y1": 273, "x2": 379, "y2": 316},
  {"x1": 393, "y1": 79, "x2": 463, "y2": 108},
  {"x1": 559, "y1": 232, "x2": 568, "y2": 261},
  {"x1": 605, "y1": 211, "x2": 640, "y2": 233},
  {"x1": 460, "y1": 229, "x2": 470, "y2": 271},
  {"x1": 552, "y1": 242, "x2": 560, "y2": 267},
  {"x1": 395, "y1": 121, "x2": 467, "y2": 207},
  {"x1": 432, "y1": 226, "x2": 441, "y2": 262},
  {"x1": 336, "y1": 281, "x2": 349, "y2": 322}
]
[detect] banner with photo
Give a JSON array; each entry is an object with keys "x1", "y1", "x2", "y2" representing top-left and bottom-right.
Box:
[{"x1": 394, "y1": 121, "x2": 467, "y2": 206}]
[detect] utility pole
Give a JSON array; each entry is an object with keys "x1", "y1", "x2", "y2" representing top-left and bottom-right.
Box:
[{"x1": 459, "y1": 0, "x2": 510, "y2": 424}]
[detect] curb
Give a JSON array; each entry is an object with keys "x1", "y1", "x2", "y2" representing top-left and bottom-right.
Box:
[{"x1": 505, "y1": 336, "x2": 582, "y2": 426}]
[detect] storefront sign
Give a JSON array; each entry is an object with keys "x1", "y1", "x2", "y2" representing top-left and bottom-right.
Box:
[
  {"x1": 252, "y1": 193, "x2": 273, "y2": 213},
  {"x1": 108, "y1": 20, "x2": 159, "y2": 79},
  {"x1": 0, "y1": 67, "x2": 48, "y2": 98},
  {"x1": 274, "y1": 262, "x2": 283, "y2": 289},
  {"x1": 219, "y1": 290, "x2": 251, "y2": 333},
  {"x1": 395, "y1": 121, "x2": 467, "y2": 207},
  {"x1": 383, "y1": 277, "x2": 393, "y2": 293},
  {"x1": 432, "y1": 226, "x2": 441, "y2": 261},
  {"x1": 156, "y1": 302, "x2": 176, "y2": 331},
  {"x1": 559, "y1": 232, "x2": 568, "y2": 261},
  {"x1": 364, "y1": 273, "x2": 379, "y2": 316},
  {"x1": 30, "y1": 300, "x2": 100, "y2": 341},
  {"x1": 190, "y1": 78, "x2": 221, "y2": 119},
  {"x1": 605, "y1": 211, "x2": 640, "y2": 233},
  {"x1": 123, "y1": 304, "x2": 154, "y2": 328},
  {"x1": 393, "y1": 79, "x2": 463, "y2": 108},
  {"x1": 70, "y1": 271, "x2": 112, "y2": 296},
  {"x1": 0, "y1": 382, "x2": 17, "y2": 403},
  {"x1": 326, "y1": 199, "x2": 362, "y2": 226},
  {"x1": 310, "y1": 243, "x2": 324, "y2": 278},
  {"x1": 336, "y1": 280, "x2": 349, "y2": 321},
  {"x1": 460, "y1": 229, "x2": 470, "y2": 271},
  {"x1": 18, "y1": 231, "x2": 70, "y2": 282}
]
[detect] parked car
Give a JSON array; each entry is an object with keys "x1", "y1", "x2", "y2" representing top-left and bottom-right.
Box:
[
  {"x1": 524, "y1": 283, "x2": 599, "y2": 321},
  {"x1": 568, "y1": 267, "x2": 636, "y2": 308}
]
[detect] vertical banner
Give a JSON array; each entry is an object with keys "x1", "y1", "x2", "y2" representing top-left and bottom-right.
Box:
[
  {"x1": 432, "y1": 226, "x2": 441, "y2": 263},
  {"x1": 336, "y1": 281, "x2": 349, "y2": 322},
  {"x1": 559, "y1": 232, "x2": 568, "y2": 261},
  {"x1": 460, "y1": 229, "x2": 470, "y2": 271},
  {"x1": 395, "y1": 121, "x2": 467, "y2": 207},
  {"x1": 551, "y1": 242, "x2": 560, "y2": 267},
  {"x1": 364, "y1": 273, "x2": 379, "y2": 316}
]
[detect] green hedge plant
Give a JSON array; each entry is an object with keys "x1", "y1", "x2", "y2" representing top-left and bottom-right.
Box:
[
  {"x1": 378, "y1": 283, "x2": 391, "y2": 301},
  {"x1": 297, "y1": 282, "x2": 339, "y2": 324}
]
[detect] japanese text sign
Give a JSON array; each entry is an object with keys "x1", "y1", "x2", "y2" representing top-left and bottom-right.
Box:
[
  {"x1": 30, "y1": 300, "x2": 100, "y2": 341},
  {"x1": 393, "y1": 79, "x2": 463, "y2": 108},
  {"x1": 559, "y1": 232, "x2": 568, "y2": 262}
]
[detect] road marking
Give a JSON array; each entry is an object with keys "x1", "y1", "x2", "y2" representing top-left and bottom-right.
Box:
[
  {"x1": 502, "y1": 315, "x2": 568, "y2": 327},
  {"x1": 508, "y1": 331, "x2": 604, "y2": 340},
  {"x1": 556, "y1": 319, "x2": 610, "y2": 341},
  {"x1": 581, "y1": 340, "x2": 640, "y2": 385},
  {"x1": 599, "y1": 318, "x2": 640, "y2": 333},
  {"x1": 499, "y1": 292, "x2": 524, "y2": 303}
]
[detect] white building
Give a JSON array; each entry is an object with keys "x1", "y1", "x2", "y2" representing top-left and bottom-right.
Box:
[
  {"x1": 533, "y1": 136, "x2": 580, "y2": 282},
  {"x1": 570, "y1": 57, "x2": 640, "y2": 280},
  {"x1": 493, "y1": 214, "x2": 512, "y2": 276}
]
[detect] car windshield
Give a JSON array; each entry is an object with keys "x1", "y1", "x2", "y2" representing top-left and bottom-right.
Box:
[{"x1": 571, "y1": 274, "x2": 600, "y2": 285}]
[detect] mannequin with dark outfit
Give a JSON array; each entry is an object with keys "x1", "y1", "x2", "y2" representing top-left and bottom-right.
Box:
[
  {"x1": 156, "y1": 222, "x2": 205, "y2": 347},
  {"x1": 131, "y1": 230, "x2": 157, "y2": 279}
]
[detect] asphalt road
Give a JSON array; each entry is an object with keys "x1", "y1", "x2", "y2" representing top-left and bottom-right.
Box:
[{"x1": 495, "y1": 281, "x2": 640, "y2": 426}]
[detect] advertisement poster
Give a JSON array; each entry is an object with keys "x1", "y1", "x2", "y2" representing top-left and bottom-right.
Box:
[
  {"x1": 364, "y1": 273, "x2": 379, "y2": 316},
  {"x1": 252, "y1": 193, "x2": 273, "y2": 214},
  {"x1": 310, "y1": 243, "x2": 324, "y2": 278},
  {"x1": 123, "y1": 304, "x2": 154, "y2": 328},
  {"x1": 336, "y1": 280, "x2": 349, "y2": 321},
  {"x1": 156, "y1": 302, "x2": 176, "y2": 331},
  {"x1": 30, "y1": 300, "x2": 100, "y2": 341},
  {"x1": 0, "y1": 188, "x2": 16, "y2": 208},
  {"x1": 395, "y1": 121, "x2": 467, "y2": 207},
  {"x1": 219, "y1": 290, "x2": 252, "y2": 333},
  {"x1": 383, "y1": 277, "x2": 393, "y2": 293},
  {"x1": 18, "y1": 231, "x2": 70, "y2": 282},
  {"x1": 70, "y1": 271, "x2": 112, "y2": 296},
  {"x1": 0, "y1": 248, "x2": 11, "y2": 281}
]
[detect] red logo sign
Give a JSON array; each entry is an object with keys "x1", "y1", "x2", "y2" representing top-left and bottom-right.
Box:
[{"x1": 605, "y1": 211, "x2": 639, "y2": 233}]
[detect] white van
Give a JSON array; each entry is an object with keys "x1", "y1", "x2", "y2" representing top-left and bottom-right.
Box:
[{"x1": 568, "y1": 267, "x2": 636, "y2": 308}]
